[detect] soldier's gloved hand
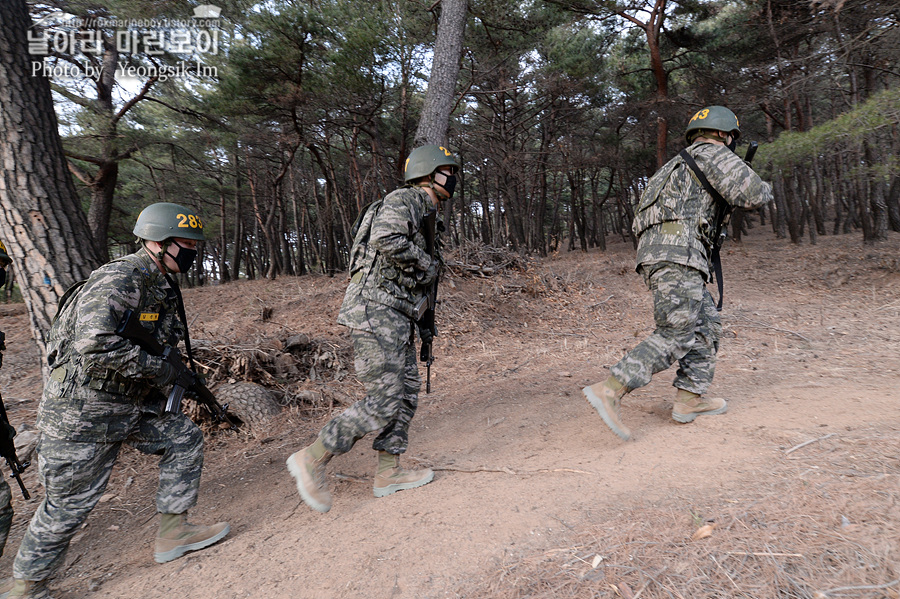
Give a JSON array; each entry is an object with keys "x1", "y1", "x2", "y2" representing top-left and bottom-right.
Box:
[
  {"x1": 417, "y1": 324, "x2": 434, "y2": 346},
  {"x1": 2, "y1": 420, "x2": 16, "y2": 442},
  {"x1": 418, "y1": 258, "x2": 439, "y2": 286},
  {"x1": 173, "y1": 368, "x2": 197, "y2": 390},
  {"x1": 152, "y1": 360, "x2": 177, "y2": 387}
]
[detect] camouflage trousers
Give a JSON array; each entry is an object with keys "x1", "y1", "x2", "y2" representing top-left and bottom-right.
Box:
[
  {"x1": 610, "y1": 263, "x2": 721, "y2": 395},
  {"x1": 0, "y1": 473, "x2": 11, "y2": 557},
  {"x1": 13, "y1": 411, "x2": 203, "y2": 581},
  {"x1": 321, "y1": 303, "x2": 420, "y2": 456}
]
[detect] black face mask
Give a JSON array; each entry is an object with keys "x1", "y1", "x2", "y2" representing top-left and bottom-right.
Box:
[
  {"x1": 0, "y1": 268, "x2": 5, "y2": 288},
  {"x1": 166, "y1": 240, "x2": 198, "y2": 273},
  {"x1": 435, "y1": 172, "x2": 457, "y2": 199},
  {"x1": 727, "y1": 137, "x2": 738, "y2": 153}
]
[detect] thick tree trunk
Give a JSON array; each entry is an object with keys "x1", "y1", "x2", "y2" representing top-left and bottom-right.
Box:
[
  {"x1": 0, "y1": 0, "x2": 103, "y2": 366},
  {"x1": 413, "y1": 0, "x2": 467, "y2": 147}
]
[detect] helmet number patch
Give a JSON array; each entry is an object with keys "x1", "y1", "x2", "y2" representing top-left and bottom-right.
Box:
[
  {"x1": 690, "y1": 109, "x2": 710, "y2": 123},
  {"x1": 177, "y1": 213, "x2": 203, "y2": 230}
]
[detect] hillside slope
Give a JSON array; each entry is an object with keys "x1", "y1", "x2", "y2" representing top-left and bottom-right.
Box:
[{"x1": 1, "y1": 228, "x2": 898, "y2": 598}]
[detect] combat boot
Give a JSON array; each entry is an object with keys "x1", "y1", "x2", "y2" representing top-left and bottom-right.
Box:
[
  {"x1": 373, "y1": 452, "x2": 434, "y2": 498},
  {"x1": 0, "y1": 579, "x2": 51, "y2": 599},
  {"x1": 154, "y1": 513, "x2": 230, "y2": 563},
  {"x1": 286, "y1": 438, "x2": 334, "y2": 512},
  {"x1": 672, "y1": 389, "x2": 728, "y2": 423},
  {"x1": 582, "y1": 375, "x2": 632, "y2": 441}
]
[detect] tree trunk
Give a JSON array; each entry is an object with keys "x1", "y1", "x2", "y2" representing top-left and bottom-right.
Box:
[
  {"x1": 0, "y1": 0, "x2": 103, "y2": 366},
  {"x1": 413, "y1": 0, "x2": 467, "y2": 147}
]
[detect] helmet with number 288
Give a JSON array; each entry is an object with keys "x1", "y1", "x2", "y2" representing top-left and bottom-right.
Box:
[{"x1": 133, "y1": 202, "x2": 205, "y2": 242}]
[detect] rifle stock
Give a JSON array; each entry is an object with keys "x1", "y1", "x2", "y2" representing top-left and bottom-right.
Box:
[{"x1": 115, "y1": 310, "x2": 235, "y2": 428}]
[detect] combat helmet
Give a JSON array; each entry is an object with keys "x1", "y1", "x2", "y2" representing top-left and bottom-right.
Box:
[
  {"x1": 0, "y1": 240, "x2": 10, "y2": 268},
  {"x1": 133, "y1": 202, "x2": 205, "y2": 242},
  {"x1": 685, "y1": 106, "x2": 741, "y2": 144},
  {"x1": 404, "y1": 145, "x2": 460, "y2": 183}
]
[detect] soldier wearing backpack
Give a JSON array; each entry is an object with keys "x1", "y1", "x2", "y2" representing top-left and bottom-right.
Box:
[
  {"x1": 287, "y1": 145, "x2": 459, "y2": 512},
  {"x1": 3, "y1": 204, "x2": 228, "y2": 599}
]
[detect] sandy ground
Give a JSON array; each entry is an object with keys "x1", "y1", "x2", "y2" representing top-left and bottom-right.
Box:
[{"x1": 0, "y1": 227, "x2": 898, "y2": 598}]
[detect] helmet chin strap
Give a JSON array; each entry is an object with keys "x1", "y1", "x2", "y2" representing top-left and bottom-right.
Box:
[{"x1": 144, "y1": 239, "x2": 176, "y2": 274}]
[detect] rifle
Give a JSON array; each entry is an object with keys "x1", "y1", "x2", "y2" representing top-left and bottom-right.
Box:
[
  {"x1": 0, "y1": 332, "x2": 29, "y2": 499},
  {"x1": 415, "y1": 207, "x2": 439, "y2": 394},
  {"x1": 115, "y1": 310, "x2": 235, "y2": 429}
]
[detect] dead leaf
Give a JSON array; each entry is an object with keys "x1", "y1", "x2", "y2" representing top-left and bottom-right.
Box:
[{"x1": 691, "y1": 523, "x2": 717, "y2": 541}]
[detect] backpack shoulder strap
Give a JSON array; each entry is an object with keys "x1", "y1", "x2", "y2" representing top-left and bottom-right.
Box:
[{"x1": 53, "y1": 279, "x2": 87, "y2": 323}]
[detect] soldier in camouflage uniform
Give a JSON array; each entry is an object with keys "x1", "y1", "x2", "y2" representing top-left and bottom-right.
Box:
[
  {"x1": 0, "y1": 240, "x2": 15, "y2": 558},
  {"x1": 583, "y1": 106, "x2": 773, "y2": 441},
  {"x1": 287, "y1": 145, "x2": 459, "y2": 513},
  {"x1": 2, "y1": 204, "x2": 228, "y2": 599}
]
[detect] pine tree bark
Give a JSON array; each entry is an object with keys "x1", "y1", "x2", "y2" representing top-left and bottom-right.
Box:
[
  {"x1": 0, "y1": 0, "x2": 103, "y2": 365},
  {"x1": 413, "y1": 0, "x2": 467, "y2": 147}
]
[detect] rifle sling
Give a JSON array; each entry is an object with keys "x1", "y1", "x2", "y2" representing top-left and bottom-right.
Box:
[
  {"x1": 678, "y1": 149, "x2": 728, "y2": 311},
  {"x1": 164, "y1": 274, "x2": 195, "y2": 369}
]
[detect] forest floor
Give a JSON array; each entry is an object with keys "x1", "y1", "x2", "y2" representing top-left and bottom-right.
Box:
[{"x1": 0, "y1": 227, "x2": 898, "y2": 599}]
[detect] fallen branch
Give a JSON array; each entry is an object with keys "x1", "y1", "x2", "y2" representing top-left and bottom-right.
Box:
[
  {"x1": 729, "y1": 314, "x2": 812, "y2": 343},
  {"x1": 588, "y1": 295, "x2": 614, "y2": 309},
  {"x1": 432, "y1": 465, "x2": 596, "y2": 476},
  {"x1": 785, "y1": 433, "x2": 836, "y2": 455},
  {"x1": 821, "y1": 579, "x2": 899, "y2": 595},
  {"x1": 724, "y1": 551, "x2": 804, "y2": 558}
]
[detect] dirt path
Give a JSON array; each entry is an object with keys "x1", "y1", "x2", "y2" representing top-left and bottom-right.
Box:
[{"x1": 1, "y1": 229, "x2": 898, "y2": 598}]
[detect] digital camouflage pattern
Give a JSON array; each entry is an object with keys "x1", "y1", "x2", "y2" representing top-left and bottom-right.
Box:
[
  {"x1": 0, "y1": 473, "x2": 10, "y2": 556},
  {"x1": 38, "y1": 249, "x2": 184, "y2": 441},
  {"x1": 327, "y1": 184, "x2": 439, "y2": 455},
  {"x1": 338, "y1": 185, "x2": 439, "y2": 326},
  {"x1": 633, "y1": 140, "x2": 773, "y2": 281},
  {"x1": 12, "y1": 247, "x2": 205, "y2": 582},
  {"x1": 321, "y1": 303, "x2": 419, "y2": 455},
  {"x1": 610, "y1": 264, "x2": 720, "y2": 394},
  {"x1": 611, "y1": 140, "x2": 772, "y2": 395},
  {"x1": 13, "y1": 417, "x2": 203, "y2": 580}
]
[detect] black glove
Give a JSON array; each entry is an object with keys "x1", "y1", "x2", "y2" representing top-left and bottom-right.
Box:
[
  {"x1": 417, "y1": 324, "x2": 434, "y2": 346},
  {"x1": 2, "y1": 421, "x2": 16, "y2": 442},
  {"x1": 418, "y1": 258, "x2": 439, "y2": 286},
  {"x1": 152, "y1": 360, "x2": 177, "y2": 387},
  {"x1": 173, "y1": 367, "x2": 197, "y2": 390}
]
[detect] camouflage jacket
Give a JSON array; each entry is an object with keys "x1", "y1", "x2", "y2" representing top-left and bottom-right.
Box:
[
  {"x1": 37, "y1": 248, "x2": 185, "y2": 442},
  {"x1": 338, "y1": 185, "x2": 440, "y2": 330},
  {"x1": 632, "y1": 140, "x2": 773, "y2": 280}
]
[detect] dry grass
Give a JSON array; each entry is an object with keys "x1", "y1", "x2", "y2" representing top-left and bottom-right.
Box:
[{"x1": 459, "y1": 427, "x2": 900, "y2": 599}]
